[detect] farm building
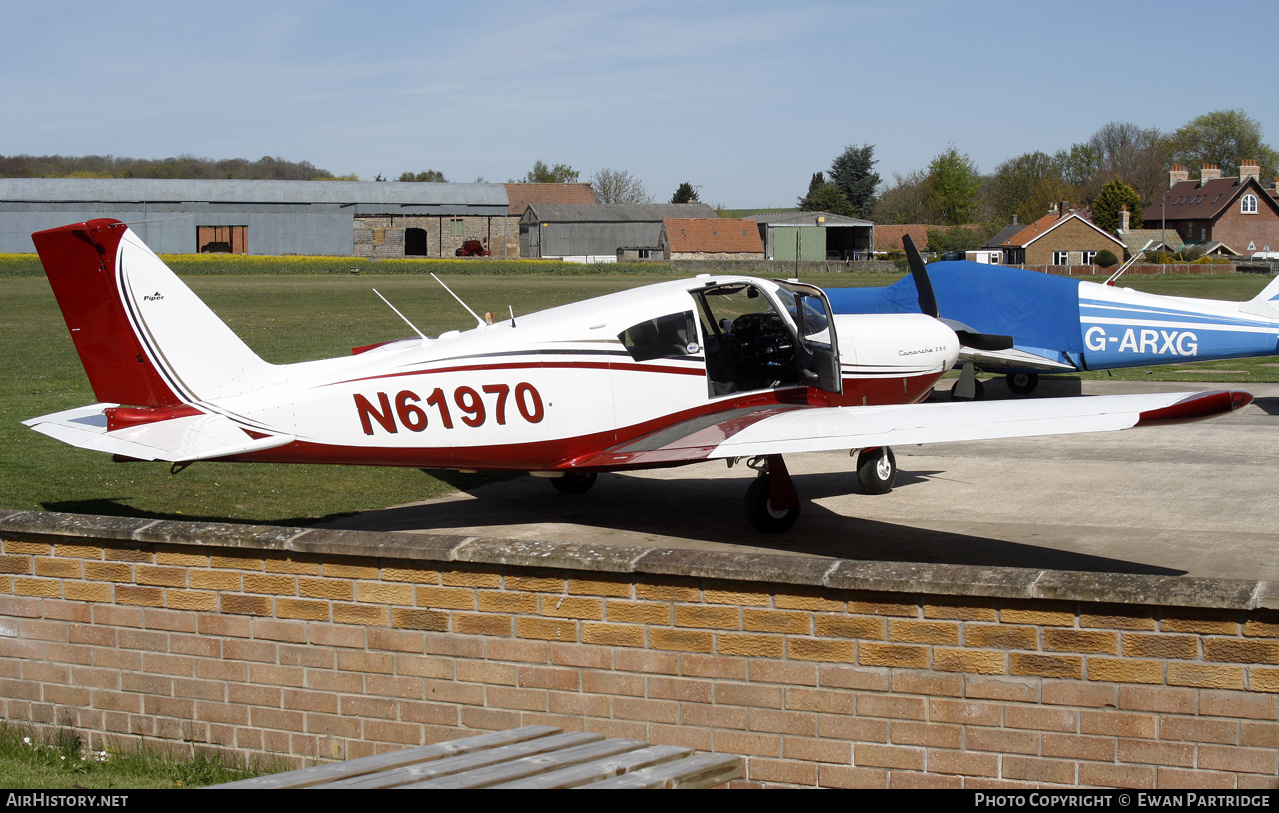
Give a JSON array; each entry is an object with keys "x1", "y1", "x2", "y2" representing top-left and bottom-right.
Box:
[
  {"x1": 662, "y1": 218, "x2": 764, "y2": 260},
  {"x1": 744, "y1": 211, "x2": 874, "y2": 260},
  {"x1": 0, "y1": 178, "x2": 511, "y2": 257},
  {"x1": 519, "y1": 203, "x2": 717, "y2": 261}
]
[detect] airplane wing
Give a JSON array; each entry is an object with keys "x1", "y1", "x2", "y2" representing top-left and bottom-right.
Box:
[
  {"x1": 23, "y1": 404, "x2": 295, "y2": 462},
  {"x1": 958, "y1": 345, "x2": 1077, "y2": 372},
  {"x1": 575, "y1": 390, "x2": 1248, "y2": 467}
]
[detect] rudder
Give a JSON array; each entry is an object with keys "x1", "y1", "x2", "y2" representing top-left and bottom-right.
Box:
[{"x1": 33, "y1": 219, "x2": 279, "y2": 408}]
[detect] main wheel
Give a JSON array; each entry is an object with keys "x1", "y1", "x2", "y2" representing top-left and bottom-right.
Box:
[
  {"x1": 550, "y1": 471, "x2": 597, "y2": 494},
  {"x1": 744, "y1": 475, "x2": 799, "y2": 533},
  {"x1": 856, "y1": 447, "x2": 897, "y2": 495},
  {"x1": 1006, "y1": 372, "x2": 1039, "y2": 395}
]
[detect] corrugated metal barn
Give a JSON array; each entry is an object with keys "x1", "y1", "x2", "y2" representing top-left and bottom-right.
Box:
[
  {"x1": 520, "y1": 203, "x2": 716, "y2": 261},
  {"x1": 746, "y1": 211, "x2": 874, "y2": 261},
  {"x1": 0, "y1": 179, "x2": 510, "y2": 256}
]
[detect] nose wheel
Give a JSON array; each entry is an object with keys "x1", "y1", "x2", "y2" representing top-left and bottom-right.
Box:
[{"x1": 856, "y1": 447, "x2": 896, "y2": 494}]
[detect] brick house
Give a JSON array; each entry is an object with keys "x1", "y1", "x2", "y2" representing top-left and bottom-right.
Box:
[
  {"x1": 998, "y1": 208, "x2": 1126, "y2": 266},
  {"x1": 1152, "y1": 162, "x2": 1279, "y2": 256},
  {"x1": 503, "y1": 183, "x2": 598, "y2": 257}
]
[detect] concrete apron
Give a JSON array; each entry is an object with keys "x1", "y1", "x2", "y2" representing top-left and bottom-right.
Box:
[{"x1": 317, "y1": 379, "x2": 1279, "y2": 583}]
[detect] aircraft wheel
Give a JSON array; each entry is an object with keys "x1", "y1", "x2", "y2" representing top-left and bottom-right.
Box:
[
  {"x1": 856, "y1": 447, "x2": 897, "y2": 495},
  {"x1": 744, "y1": 475, "x2": 799, "y2": 533},
  {"x1": 550, "y1": 471, "x2": 597, "y2": 494},
  {"x1": 1006, "y1": 372, "x2": 1039, "y2": 395}
]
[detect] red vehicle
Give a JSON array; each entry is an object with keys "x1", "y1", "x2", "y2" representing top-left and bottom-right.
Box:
[{"x1": 455, "y1": 240, "x2": 491, "y2": 257}]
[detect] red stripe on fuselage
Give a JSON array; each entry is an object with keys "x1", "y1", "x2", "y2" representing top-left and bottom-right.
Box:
[
  {"x1": 331, "y1": 358, "x2": 706, "y2": 388},
  {"x1": 224, "y1": 371, "x2": 943, "y2": 471}
]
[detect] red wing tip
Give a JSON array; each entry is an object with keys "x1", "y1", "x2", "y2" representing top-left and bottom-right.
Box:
[{"x1": 1136, "y1": 390, "x2": 1252, "y2": 426}]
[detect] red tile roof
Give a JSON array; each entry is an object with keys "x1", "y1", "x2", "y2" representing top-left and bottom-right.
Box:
[
  {"x1": 665, "y1": 218, "x2": 763, "y2": 254},
  {"x1": 875, "y1": 224, "x2": 979, "y2": 251},
  {"x1": 504, "y1": 183, "x2": 598, "y2": 215}
]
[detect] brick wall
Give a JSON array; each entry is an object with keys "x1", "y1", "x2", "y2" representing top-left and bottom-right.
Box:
[{"x1": 1, "y1": 511, "x2": 1277, "y2": 788}]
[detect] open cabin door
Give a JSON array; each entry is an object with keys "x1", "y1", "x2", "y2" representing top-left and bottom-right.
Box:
[{"x1": 775, "y1": 280, "x2": 842, "y2": 395}]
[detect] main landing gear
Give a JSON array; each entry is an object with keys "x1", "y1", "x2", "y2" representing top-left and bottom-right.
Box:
[
  {"x1": 550, "y1": 471, "x2": 597, "y2": 494},
  {"x1": 744, "y1": 455, "x2": 800, "y2": 533},
  {"x1": 1006, "y1": 372, "x2": 1039, "y2": 395},
  {"x1": 856, "y1": 447, "x2": 897, "y2": 495}
]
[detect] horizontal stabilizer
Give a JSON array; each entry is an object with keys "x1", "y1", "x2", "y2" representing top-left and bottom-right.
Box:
[
  {"x1": 708, "y1": 390, "x2": 1250, "y2": 458},
  {"x1": 23, "y1": 404, "x2": 294, "y2": 462}
]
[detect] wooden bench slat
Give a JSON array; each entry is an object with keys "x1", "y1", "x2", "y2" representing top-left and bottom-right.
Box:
[
  {"x1": 326, "y1": 731, "x2": 603, "y2": 789},
  {"x1": 404, "y1": 738, "x2": 648, "y2": 789},
  {"x1": 579, "y1": 753, "x2": 744, "y2": 789},
  {"x1": 494, "y1": 745, "x2": 694, "y2": 789},
  {"x1": 212, "y1": 726, "x2": 560, "y2": 789}
]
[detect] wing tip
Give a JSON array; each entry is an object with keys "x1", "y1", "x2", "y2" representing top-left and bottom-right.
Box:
[{"x1": 1136, "y1": 390, "x2": 1252, "y2": 426}]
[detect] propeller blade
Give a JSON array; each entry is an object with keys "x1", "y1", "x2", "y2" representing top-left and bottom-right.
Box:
[
  {"x1": 901, "y1": 235, "x2": 938, "y2": 318},
  {"x1": 954, "y1": 330, "x2": 1015, "y2": 351}
]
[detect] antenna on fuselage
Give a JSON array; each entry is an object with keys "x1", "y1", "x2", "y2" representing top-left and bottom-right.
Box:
[
  {"x1": 372, "y1": 289, "x2": 427, "y2": 340},
  {"x1": 431, "y1": 273, "x2": 485, "y2": 329},
  {"x1": 509, "y1": 305, "x2": 517, "y2": 328}
]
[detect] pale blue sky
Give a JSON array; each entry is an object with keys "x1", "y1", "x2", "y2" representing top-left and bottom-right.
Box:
[{"x1": 4, "y1": 0, "x2": 1276, "y2": 207}]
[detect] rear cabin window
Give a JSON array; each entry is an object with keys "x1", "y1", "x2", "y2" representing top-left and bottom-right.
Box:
[{"x1": 618, "y1": 312, "x2": 698, "y2": 361}]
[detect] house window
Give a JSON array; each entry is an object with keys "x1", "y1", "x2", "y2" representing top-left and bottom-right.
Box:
[
  {"x1": 1242, "y1": 194, "x2": 1258, "y2": 214},
  {"x1": 1052, "y1": 251, "x2": 1069, "y2": 265},
  {"x1": 197, "y1": 226, "x2": 247, "y2": 254},
  {"x1": 450, "y1": 218, "x2": 465, "y2": 236},
  {"x1": 989, "y1": 253, "x2": 1000, "y2": 264},
  {"x1": 1082, "y1": 250, "x2": 1097, "y2": 265}
]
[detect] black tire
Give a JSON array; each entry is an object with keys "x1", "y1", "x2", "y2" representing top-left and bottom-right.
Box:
[
  {"x1": 1006, "y1": 372, "x2": 1039, "y2": 395},
  {"x1": 744, "y1": 475, "x2": 799, "y2": 533},
  {"x1": 550, "y1": 471, "x2": 597, "y2": 494},
  {"x1": 856, "y1": 447, "x2": 897, "y2": 495}
]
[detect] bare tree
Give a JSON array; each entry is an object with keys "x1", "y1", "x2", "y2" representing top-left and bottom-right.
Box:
[{"x1": 590, "y1": 168, "x2": 652, "y2": 204}]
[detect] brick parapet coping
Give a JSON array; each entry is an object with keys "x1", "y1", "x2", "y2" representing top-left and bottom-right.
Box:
[{"x1": 2, "y1": 509, "x2": 1278, "y2": 788}]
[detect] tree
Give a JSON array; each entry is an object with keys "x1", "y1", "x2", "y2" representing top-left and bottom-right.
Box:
[
  {"x1": 925, "y1": 226, "x2": 983, "y2": 254},
  {"x1": 989, "y1": 151, "x2": 1060, "y2": 224},
  {"x1": 928, "y1": 147, "x2": 981, "y2": 225},
  {"x1": 872, "y1": 170, "x2": 937, "y2": 224},
  {"x1": 670, "y1": 182, "x2": 700, "y2": 204},
  {"x1": 517, "y1": 160, "x2": 580, "y2": 184},
  {"x1": 1091, "y1": 178, "x2": 1144, "y2": 233},
  {"x1": 1086, "y1": 121, "x2": 1169, "y2": 206},
  {"x1": 397, "y1": 170, "x2": 447, "y2": 182},
  {"x1": 1168, "y1": 110, "x2": 1279, "y2": 180},
  {"x1": 828, "y1": 144, "x2": 880, "y2": 217},
  {"x1": 798, "y1": 184, "x2": 856, "y2": 218},
  {"x1": 589, "y1": 168, "x2": 652, "y2": 204}
]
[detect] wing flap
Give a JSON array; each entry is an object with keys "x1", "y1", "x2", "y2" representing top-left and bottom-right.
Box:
[
  {"x1": 709, "y1": 390, "x2": 1249, "y2": 458},
  {"x1": 24, "y1": 404, "x2": 294, "y2": 462}
]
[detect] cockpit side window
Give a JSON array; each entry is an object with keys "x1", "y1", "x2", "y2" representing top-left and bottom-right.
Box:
[{"x1": 618, "y1": 311, "x2": 699, "y2": 361}]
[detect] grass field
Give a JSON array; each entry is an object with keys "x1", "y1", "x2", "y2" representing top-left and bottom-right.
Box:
[
  {"x1": 0, "y1": 722, "x2": 257, "y2": 788},
  {"x1": 2, "y1": 268, "x2": 1274, "y2": 525}
]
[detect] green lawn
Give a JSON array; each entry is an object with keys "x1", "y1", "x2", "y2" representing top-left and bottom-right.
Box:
[
  {"x1": 2, "y1": 269, "x2": 1274, "y2": 525},
  {"x1": 0, "y1": 722, "x2": 258, "y2": 789}
]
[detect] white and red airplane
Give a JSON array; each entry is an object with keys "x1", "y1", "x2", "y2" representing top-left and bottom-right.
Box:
[{"x1": 25, "y1": 219, "x2": 1252, "y2": 532}]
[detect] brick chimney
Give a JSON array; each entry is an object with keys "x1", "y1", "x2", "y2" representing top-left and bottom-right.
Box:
[
  {"x1": 1239, "y1": 159, "x2": 1260, "y2": 184},
  {"x1": 1119, "y1": 205, "x2": 1130, "y2": 233},
  {"x1": 1169, "y1": 165, "x2": 1189, "y2": 188},
  {"x1": 1200, "y1": 163, "x2": 1221, "y2": 186}
]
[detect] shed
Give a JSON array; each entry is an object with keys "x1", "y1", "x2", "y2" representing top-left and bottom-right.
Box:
[{"x1": 744, "y1": 211, "x2": 873, "y2": 261}]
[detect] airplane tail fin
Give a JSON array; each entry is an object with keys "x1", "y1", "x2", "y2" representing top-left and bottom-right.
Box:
[
  {"x1": 1238, "y1": 274, "x2": 1279, "y2": 318},
  {"x1": 32, "y1": 219, "x2": 280, "y2": 408}
]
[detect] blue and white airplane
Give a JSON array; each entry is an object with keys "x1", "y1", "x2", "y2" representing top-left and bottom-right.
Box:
[{"x1": 825, "y1": 238, "x2": 1279, "y2": 397}]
